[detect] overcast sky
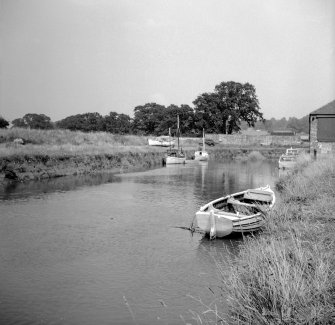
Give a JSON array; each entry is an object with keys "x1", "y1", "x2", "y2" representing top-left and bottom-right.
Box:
[{"x1": 1, "y1": 0, "x2": 334, "y2": 122}]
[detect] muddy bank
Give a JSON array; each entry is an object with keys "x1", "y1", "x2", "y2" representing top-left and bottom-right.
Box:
[
  {"x1": 0, "y1": 147, "x2": 285, "y2": 182},
  {"x1": 0, "y1": 151, "x2": 165, "y2": 182}
]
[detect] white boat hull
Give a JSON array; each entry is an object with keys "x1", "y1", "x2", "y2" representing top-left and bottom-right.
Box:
[
  {"x1": 278, "y1": 155, "x2": 297, "y2": 169},
  {"x1": 195, "y1": 211, "x2": 266, "y2": 237},
  {"x1": 148, "y1": 139, "x2": 175, "y2": 147},
  {"x1": 193, "y1": 186, "x2": 275, "y2": 239},
  {"x1": 278, "y1": 160, "x2": 297, "y2": 169},
  {"x1": 194, "y1": 150, "x2": 209, "y2": 161},
  {"x1": 165, "y1": 156, "x2": 186, "y2": 164}
]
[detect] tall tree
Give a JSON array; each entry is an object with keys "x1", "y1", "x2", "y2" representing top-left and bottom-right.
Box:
[
  {"x1": 193, "y1": 81, "x2": 264, "y2": 134},
  {"x1": 132, "y1": 103, "x2": 166, "y2": 135},
  {"x1": 154, "y1": 104, "x2": 195, "y2": 136}
]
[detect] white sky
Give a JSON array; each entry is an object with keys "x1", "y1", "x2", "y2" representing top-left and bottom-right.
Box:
[{"x1": 1, "y1": 0, "x2": 334, "y2": 121}]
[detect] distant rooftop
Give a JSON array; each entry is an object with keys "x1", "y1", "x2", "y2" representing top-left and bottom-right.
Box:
[{"x1": 310, "y1": 99, "x2": 335, "y2": 115}]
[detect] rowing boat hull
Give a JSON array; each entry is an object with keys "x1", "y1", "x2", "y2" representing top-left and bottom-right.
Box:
[
  {"x1": 195, "y1": 211, "x2": 266, "y2": 237},
  {"x1": 193, "y1": 186, "x2": 275, "y2": 239}
]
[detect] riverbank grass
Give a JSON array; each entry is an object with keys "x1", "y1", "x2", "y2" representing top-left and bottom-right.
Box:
[
  {"x1": 0, "y1": 128, "x2": 206, "y2": 158},
  {"x1": 222, "y1": 157, "x2": 335, "y2": 324}
]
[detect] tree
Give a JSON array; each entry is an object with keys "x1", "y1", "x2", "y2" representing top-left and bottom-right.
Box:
[
  {"x1": 56, "y1": 113, "x2": 104, "y2": 132},
  {"x1": 152, "y1": 104, "x2": 195, "y2": 136},
  {"x1": 132, "y1": 103, "x2": 196, "y2": 136},
  {"x1": 132, "y1": 103, "x2": 166, "y2": 135},
  {"x1": 287, "y1": 116, "x2": 309, "y2": 133},
  {"x1": 0, "y1": 116, "x2": 9, "y2": 128},
  {"x1": 104, "y1": 112, "x2": 132, "y2": 134},
  {"x1": 12, "y1": 113, "x2": 53, "y2": 129},
  {"x1": 193, "y1": 81, "x2": 264, "y2": 134}
]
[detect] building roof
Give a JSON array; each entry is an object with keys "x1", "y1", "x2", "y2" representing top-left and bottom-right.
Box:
[{"x1": 310, "y1": 99, "x2": 335, "y2": 115}]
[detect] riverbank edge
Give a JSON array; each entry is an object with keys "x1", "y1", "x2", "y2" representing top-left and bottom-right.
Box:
[
  {"x1": 216, "y1": 157, "x2": 335, "y2": 324},
  {"x1": 0, "y1": 147, "x2": 285, "y2": 183}
]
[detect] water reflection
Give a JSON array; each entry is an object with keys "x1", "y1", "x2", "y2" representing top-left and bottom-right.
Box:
[
  {"x1": 0, "y1": 173, "x2": 121, "y2": 201},
  {"x1": 0, "y1": 159, "x2": 279, "y2": 325},
  {"x1": 192, "y1": 160, "x2": 278, "y2": 207}
]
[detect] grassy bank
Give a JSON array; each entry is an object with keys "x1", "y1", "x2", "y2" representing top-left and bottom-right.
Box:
[
  {"x1": 196, "y1": 157, "x2": 334, "y2": 324},
  {"x1": 0, "y1": 128, "x2": 293, "y2": 157},
  {"x1": 0, "y1": 129, "x2": 167, "y2": 181},
  {"x1": 0, "y1": 128, "x2": 291, "y2": 182}
]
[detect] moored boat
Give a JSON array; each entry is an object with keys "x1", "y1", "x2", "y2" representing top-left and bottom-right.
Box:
[
  {"x1": 165, "y1": 115, "x2": 186, "y2": 165},
  {"x1": 148, "y1": 136, "x2": 175, "y2": 147},
  {"x1": 194, "y1": 129, "x2": 209, "y2": 161},
  {"x1": 192, "y1": 185, "x2": 275, "y2": 239},
  {"x1": 278, "y1": 154, "x2": 297, "y2": 169},
  {"x1": 285, "y1": 147, "x2": 299, "y2": 156},
  {"x1": 278, "y1": 147, "x2": 300, "y2": 169}
]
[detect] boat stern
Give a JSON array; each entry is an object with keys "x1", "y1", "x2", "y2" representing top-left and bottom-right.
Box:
[{"x1": 194, "y1": 211, "x2": 211, "y2": 232}]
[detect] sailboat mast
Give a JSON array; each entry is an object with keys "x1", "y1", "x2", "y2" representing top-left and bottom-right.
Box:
[
  {"x1": 169, "y1": 127, "x2": 171, "y2": 150},
  {"x1": 177, "y1": 115, "x2": 180, "y2": 151},
  {"x1": 203, "y1": 128, "x2": 205, "y2": 151}
]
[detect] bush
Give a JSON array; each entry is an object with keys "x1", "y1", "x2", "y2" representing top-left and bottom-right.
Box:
[{"x1": 0, "y1": 116, "x2": 9, "y2": 129}]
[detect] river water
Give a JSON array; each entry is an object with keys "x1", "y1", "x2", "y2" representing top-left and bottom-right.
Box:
[{"x1": 0, "y1": 160, "x2": 279, "y2": 325}]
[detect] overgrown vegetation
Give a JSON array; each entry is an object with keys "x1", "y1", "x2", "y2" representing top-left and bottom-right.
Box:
[
  {"x1": 0, "y1": 128, "x2": 150, "y2": 158},
  {"x1": 235, "y1": 150, "x2": 266, "y2": 162},
  {"x1": 0, "y1": 127, "x2": 147, "y2": 146},
  {"x1": 192, "y1": 157, "x2": 335, "y2": 324}
]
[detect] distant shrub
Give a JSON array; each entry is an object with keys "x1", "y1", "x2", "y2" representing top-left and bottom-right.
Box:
[
  {"x1": 0, "y1": 116, "x2": 9, "y2": 129},
  {"x1": 247, "y1": 150, "x2": 266, "y2": 161},
  {"x1": 236, "y1": 150, "x2": 266, "y2": 161}
]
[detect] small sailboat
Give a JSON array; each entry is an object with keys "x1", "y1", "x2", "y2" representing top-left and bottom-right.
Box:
[
  {"x1": 192, "y1": 185, "x2": 275, "y2": 239},
  {"x1": 194, "y1": 129, "x2": 209, "y2": 161},
  {"x1": 165, "y1": 115, "x2": 186, "y2": 165}
]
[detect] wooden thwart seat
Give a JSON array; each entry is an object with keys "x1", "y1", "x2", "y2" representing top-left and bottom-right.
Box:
[
  {"x1": 243, "y1": 190, "x2": 272, "y2": 203},
  {"x1": 227, "y1": 198, "x2": 256, "y2": 208}
]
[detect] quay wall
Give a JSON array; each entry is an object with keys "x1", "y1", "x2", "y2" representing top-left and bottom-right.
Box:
[{"x1": 206, "y1": 134, "x2": 302, "y2": 146}]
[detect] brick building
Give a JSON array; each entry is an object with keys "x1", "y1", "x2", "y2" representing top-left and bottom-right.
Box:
[{"x1": 309, "y1": 100, "x2": 335, "y2": 157}]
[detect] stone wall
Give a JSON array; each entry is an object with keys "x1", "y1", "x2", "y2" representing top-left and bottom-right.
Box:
[
  {"x1": 309, "y1": 117, "x2": 335, "y2": 157},
  {"x1": 206, "y1": 134, "x2": 301, "y2": 146}
]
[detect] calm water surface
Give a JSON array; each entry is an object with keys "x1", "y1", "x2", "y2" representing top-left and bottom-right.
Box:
[{"x1": 0, "y1": 160, "x2": 279, "y2": 325}]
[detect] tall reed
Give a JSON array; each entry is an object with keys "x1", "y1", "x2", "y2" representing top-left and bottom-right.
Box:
[{"x1": 226, "y1": 157, "x2": 335, "y2": 324}]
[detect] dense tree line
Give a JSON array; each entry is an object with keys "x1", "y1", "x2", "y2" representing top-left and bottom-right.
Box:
[
  {"x1": 241, "y1": 116, "x2": 309, "y2": 134},
  {"x1": 3, "y1": 81, "x2": 310, "y2": 134}
]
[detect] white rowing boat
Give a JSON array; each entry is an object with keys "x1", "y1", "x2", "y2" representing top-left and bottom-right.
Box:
[{"x1": 192, "y1": 185, "x2": 275, "y2": 239}]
